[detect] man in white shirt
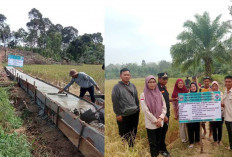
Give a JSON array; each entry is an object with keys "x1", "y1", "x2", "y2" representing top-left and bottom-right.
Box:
[{"x1": 222, "y1": 75, "x2": 232, "y2": 150}]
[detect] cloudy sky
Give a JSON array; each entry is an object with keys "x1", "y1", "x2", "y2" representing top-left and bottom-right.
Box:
[
  {"x1": 0, "y1": 0, "x2": 104, "y2": 35},
  {"x1": 105, "y1": 0, "x2": 232, "y2": 65}
]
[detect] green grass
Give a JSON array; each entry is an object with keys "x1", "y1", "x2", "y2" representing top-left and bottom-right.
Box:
[
  {"x1": 0, "y1": 88, "x2": 22, "y2": 130},
  {"x1": 0, "y1": 87, "x2": 32, "y2": 156},
  {"x1": 105, "y1": 76, "x2": 231, "y2": 157},
  {"x1": 19, "y1": 64, "x2": 104, "y2": 94},
  {"x1": 0, "y1": 127, "x2": 32, "y2": 157}
]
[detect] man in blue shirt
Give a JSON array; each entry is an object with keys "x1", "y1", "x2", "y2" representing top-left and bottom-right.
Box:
[{"x1": 59, "y1": 69, "x2": 100, "y2": 103}]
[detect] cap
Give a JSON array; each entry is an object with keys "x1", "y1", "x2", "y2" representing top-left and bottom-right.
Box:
[{"x1": 158, "y1": 72, "x2": 168, "y2": 78}]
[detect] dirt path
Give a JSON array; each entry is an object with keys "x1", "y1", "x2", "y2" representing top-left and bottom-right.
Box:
[
  {"x1": 0, "y1": 52, "x2": 83, "y2": 157},
  {"x1": 167, "y1": 122, "x2": 231, "y2": 157},
  {"x1": 192, "y1": 123, "x2": 215, "y2": 157}
]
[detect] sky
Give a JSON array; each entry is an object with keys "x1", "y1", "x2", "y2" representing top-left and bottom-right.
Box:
[
  {"x1": 105, "y1": 0, "x2": 232, "y2": 65},
  {"x1": 0, "y1": 0, "x2": 104, "y2": 36}
]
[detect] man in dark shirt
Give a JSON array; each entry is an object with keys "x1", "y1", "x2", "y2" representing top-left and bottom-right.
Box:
[
  {"x1": 158, "y1": 73, "x2": 177, "y2": 157},
  {"x1": 185, "y1": 76, "x2": 191, "y2": 89},
  {"x1": 112, "y1": 68, "x2": 140, "y2": 147}
]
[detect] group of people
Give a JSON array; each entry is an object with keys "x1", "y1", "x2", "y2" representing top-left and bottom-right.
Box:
[{"x1": 111, "y1": 68, "x2": 232, "y2": 157}]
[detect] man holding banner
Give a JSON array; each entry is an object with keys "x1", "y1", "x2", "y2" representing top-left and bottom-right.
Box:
[{"x1": 199, "y1": 76, "x2": 212, "y2": 139}]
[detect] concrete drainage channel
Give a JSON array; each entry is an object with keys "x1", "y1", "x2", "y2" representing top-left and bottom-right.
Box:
[{"x1": 5, "y1": 66, "x2": 104, "y2": 157}]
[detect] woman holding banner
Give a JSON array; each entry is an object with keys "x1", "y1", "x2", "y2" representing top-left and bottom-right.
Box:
[
  {"x1": 172, "y1": 79, "x2": 189, "y2": 143},
  {"x1": 187, "y1": 82, "x2": 200, "y2": 148},
  {"x1": 210, "y1": 81, "x2": 224, "y2": 146},
  {"x1": 140, "y1": 75, "x2": 167, "y2": 157}
]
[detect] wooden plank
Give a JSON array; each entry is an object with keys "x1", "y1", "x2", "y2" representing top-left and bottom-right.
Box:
[
  {"x1": 36, "y1": 97, "x2": 43, "y2": 108},
  {"x1": 28, "y1": 89, "x2": 34, "y2": 98},
  {"x1": 36, "y1": 90, "x2": 45, "y2": 104},
  {"x1": 20, "y1": 79, "x2": 27, "y2": 91},
  {"x1": 45, "y1": 97, "x2": 58, "y2": 113},
  {"x1": 58, "y1": 119, "x2": 103, "y2": 157},
  {"x1": 28, "y1": 83, "x2": 36, "y2": 93},
  {"x1": 58, "y1": 106, "x2": 104, "y2": 154}
]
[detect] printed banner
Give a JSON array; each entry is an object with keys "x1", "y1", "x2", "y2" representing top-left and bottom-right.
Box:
[
  {"x1": 178, "y1": 91, "x2": 222, "y2": 123},
  {"x1": 8, "y1": 55, "x2": 24, "y2": 67}
]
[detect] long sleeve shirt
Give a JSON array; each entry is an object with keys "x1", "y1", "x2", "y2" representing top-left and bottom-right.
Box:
[
  {"x1": 158, "y1": 83, "x2": 170, "y2": 117},
  {"x1": 63, "y1": 72, "x2": 97, "y2": 90},
  {"x1": 111, "y1": 81, "x2": 139, "y2": 116},
  {"x1": 140, "y1": 93, "x2": 167, "y2": 129},
  {"x1": 222, "y1": 88, "x2": 232, "y2": 122}
]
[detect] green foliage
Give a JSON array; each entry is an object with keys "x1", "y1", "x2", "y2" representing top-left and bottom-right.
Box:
[
  {"x1": 0, "y1": 8, "x2": 104, "y2": 64},
  {"x1": 66, "y1": 33, "x2": 104, "y2": 64},
  {"x1": 106, "y1": 60, "x2": 187, "y2": 79},
  {"x1": 0, "y1": 88, "x2": 22, "y2": 130},
  {"x1": 171, "y1": 12, "x2": 232, "y2": 77},
  {"x1": 0, "y1": 127, "x2": 32, "y2": 157},
  {"x1": 106, "y1": 58, "x2": 231, "y2": 80},
  {"x1": 0, "y1": 14, "x2": 11, "y2": 47},
  {"x1": 0, "y1": 88, "x2": 32, "y2": 156}
]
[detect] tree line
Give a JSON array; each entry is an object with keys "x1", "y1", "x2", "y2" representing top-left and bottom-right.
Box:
[
  {"x1": 105, "y1": 58, "x2": 231, "y2": 80},
  {"x1": 0, "y1": 8, "x2": 104, "y2": 64},
  {"x1": 170, "y1": 11, "x2": 232, "y2": 77}
]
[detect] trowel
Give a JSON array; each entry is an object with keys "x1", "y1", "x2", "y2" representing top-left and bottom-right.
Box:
[{"x1": 47, "y1": 92, "x2": 68, "y2": 96}]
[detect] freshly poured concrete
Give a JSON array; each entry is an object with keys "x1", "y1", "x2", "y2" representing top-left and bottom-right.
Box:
[{"x1": 6, "y1": 66, "x2": 96, "y2": 113}]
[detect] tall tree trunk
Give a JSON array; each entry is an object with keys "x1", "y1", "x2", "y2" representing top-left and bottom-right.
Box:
[{"x1": 204, "y1": 58, "x2": 212, "y2": 77}]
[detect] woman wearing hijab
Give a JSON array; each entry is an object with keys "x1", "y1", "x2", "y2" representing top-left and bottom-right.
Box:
[
  {"x1": 172, "y1": 78, "x2": 189, "y2": 143},
  {"x1": 210, "y1": 81, "x2": 224, "y2": 146},
  {"x1": 187, "y1": 82, "x2": 200, "y2": 148},
  {"x1": 140, "y1": 75, "x2": 167, "y2": 157}
]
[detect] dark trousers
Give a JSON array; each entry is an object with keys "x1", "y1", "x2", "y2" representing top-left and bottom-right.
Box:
[
  {"x1": 117, "y1": 111, "x2": 139, "y2": 147},
  {"x1": 225, "y1": 121, "x2": 232, "y2": 149},
  {"x1": 80, "y1": 86, "x2": 95, "y2": 103},
  {"x1": 211, "y1": 118, "x2": 224, "y2": 142},
  {"x1": 147, "y1": 128, "x2": 162, "y2": 157},
  {"x1": 159, "y1": 118, "x2": 169, "y2": 152},
  {"x1": 187, "y1": 122, "x2": 200, "y2": 144}
]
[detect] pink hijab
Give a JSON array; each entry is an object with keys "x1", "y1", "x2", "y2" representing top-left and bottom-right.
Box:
[
  {"x1": 172, "y1": 78, "x2": 189, "y2": 98},
  {"x1": 144, "y1": 75, "x2": 163, "y2": 118},
  {"x1": 212, "y1": 81, "x2": 219, "y2": 91}
]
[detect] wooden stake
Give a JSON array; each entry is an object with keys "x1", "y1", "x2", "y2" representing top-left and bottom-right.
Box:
[
  {"x1": 200, "y1": 122, "x2": 203, "y2": 153},
  {"x1": 26, "y1": 79, "x2": 28, "y2": 94}
]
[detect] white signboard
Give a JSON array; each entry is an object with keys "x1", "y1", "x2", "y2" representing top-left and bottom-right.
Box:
[
  {"x1": 8, "y1": 55, "x2": 24, "y2": 67},
  {"x1": 178, "y1": 91, "x2": 221, "y2": 123}
]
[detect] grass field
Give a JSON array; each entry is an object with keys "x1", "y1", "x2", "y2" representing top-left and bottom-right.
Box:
[
  {"x1": 19, "y1": 64, "x2": 104, "y2": 94},
  {"x1": 105, "y1": 76, "x2": 231, "y2": 157},
  {"x1": 0, "y1": 87, "x2": 32, "y2": 156}
]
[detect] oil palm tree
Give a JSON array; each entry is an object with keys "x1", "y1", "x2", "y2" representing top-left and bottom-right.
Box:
[{"x1": 170, "y1": 12, "x2": 232, "y2": 77}]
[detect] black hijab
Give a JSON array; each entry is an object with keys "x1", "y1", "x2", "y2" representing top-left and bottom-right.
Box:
[{"x1": 190, "y1": 82, "x2": 198, "y2": 93}]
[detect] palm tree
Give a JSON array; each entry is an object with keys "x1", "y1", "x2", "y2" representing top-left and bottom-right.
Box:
[{"x1": 170, "y1": 12, "x2": 232, "y2": 77}]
